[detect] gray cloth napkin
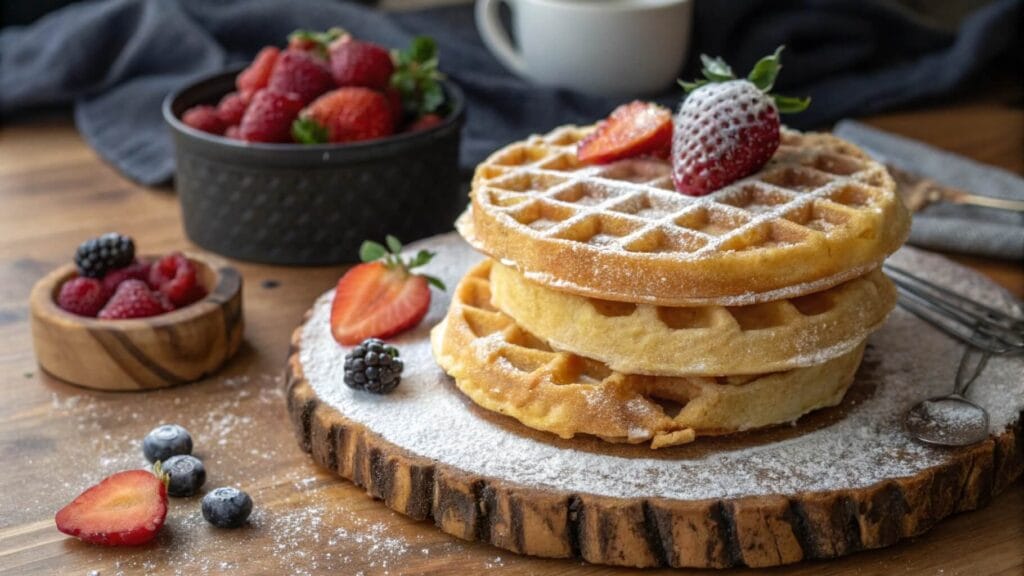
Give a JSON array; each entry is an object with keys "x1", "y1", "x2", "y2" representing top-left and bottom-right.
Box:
[{"x1": 834, "y1": 120, "x2": 1024, "y2": 261}]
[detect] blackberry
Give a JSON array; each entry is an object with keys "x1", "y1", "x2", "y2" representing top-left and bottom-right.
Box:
[
  {"x1": 75, "y1": 233, "x2": 135, "y2": 278},
  {"x1": 343, "y1": 338, "x2": 403, "y2": 394}
]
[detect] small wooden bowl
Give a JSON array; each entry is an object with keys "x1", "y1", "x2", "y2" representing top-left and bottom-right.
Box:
[{"x1": 30, "y1": 254, "x2": 243, "y2": 391}]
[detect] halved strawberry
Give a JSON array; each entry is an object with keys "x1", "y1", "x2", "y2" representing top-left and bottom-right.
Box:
[
  {"x1": 577, "y1": 101, "x2": 672, "y2": 165},
  {"x1": 55, "y1": 469, "x2": 168, "y2": 547},
  {"x1": 330, "y1": 236, "x2": 445, "y2": 346}
]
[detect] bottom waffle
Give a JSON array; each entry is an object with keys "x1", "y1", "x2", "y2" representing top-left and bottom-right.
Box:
[{"x1": 431, "y1": 259, "x2": 865, "y2": 448}]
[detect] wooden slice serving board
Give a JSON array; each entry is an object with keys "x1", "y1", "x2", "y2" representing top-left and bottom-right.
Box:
[{"x1": 285, "y1": 233, "x2": 1023, "y2": 569}]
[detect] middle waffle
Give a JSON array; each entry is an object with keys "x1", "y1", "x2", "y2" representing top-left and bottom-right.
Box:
[{"x1": 489, "y1": 261, "x2": 895, "y2": 376}]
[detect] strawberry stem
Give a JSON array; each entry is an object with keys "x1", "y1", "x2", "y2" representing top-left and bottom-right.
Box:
[
  {"x1": 359, "y1": 236, "x2": 446, "y2": 291},
  {"x1": 679, "y1": 45, "x2": 810, "y2": 114}
]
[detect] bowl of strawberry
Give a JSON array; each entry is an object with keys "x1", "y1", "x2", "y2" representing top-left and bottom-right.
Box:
[
  {"x1": 164, "y1": 30, "x2": 466, "y2": 266},
  {"x1": 29, "y1": 233, "x2": 244, "y2": 391}
]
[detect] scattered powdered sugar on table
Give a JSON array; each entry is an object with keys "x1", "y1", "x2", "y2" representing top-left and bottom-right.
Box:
[{"x1": 300, "y1": 233, "x2": 1024, "y2": 501}]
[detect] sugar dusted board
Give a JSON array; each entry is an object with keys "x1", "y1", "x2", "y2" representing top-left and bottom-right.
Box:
[{"x1": 286, "y1": 233, "x2": 1023, "y2": 569}]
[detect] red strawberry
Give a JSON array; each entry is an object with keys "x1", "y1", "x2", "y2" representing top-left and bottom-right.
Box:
[
  {"x1": 577, "y1": 101, "x2": 672, "y2": 165},
  {"x1": 267, "y1": 49, "x2": 335, "y2": 104},
  {"x1": 330, "y1": 236, "x2": 444, "y2": 345},
  {"x1": 407, "y1": 113, "x2": 443, "y2": 132},
  {"x1": 225, "y1": 125, "x2": 241, "y2": 140},
  {"x1": 237, "y1": 46, "x2": 280, "y2": 99},
  {"x1": 239, "y1": 89, "x2": 305, "y2": 143},
  {"x1": 216, "y1": 91, "x2": 249, "y2": 126},
  {"x1": 101, "y1": 260, "x2": 152, "y2": 294},
  {"x1": 182, "y1": 105, "x2": 226, "y2": 135},
  {"x1": 672, "y1": 47, "x2": 809, "y2": 196},
  {"x1": 293, "y1": 87, "x2": 393, "y2": 144},
  {"x1": 98, "y1": 280, "x2": 169, "y2": 319},
  {"x1": 149, "y1": 252, "x2": 206, "y2": 308},
  {"x1": 57, "y1": 277, "x2": 110, "y2": 317},
  {"x1": 328, "y1": 37, "x2": 394, "y2": 90},
  {"x1": 55, "y1": 469, "x2": 168, "y2": 547}
]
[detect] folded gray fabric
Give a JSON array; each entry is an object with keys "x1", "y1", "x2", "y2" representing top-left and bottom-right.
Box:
[
  {"x1": 1, "y1": 0, "x2": 1021, "y2": 186},
  {"x1": 834, "y1": 120, "x2": 1024, "y2": 261}
]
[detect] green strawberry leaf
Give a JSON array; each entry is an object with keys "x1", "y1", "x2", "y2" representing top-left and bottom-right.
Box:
[
  {"x1": 291, "y1": 117, "x2": 329, "y2": 144},
  {"x1": 678, "y1": 79, "x2": 709, "y2": 93},
  {"x1": 424, "y1": 275, "x2": 446, "y2": 291},
  {"x1": 700, "y1": 54, "x2": 735, "y2": 82},
  {"x1": 385, "y1": 235, "x2": 403, "y2": 254},
  {"x1": 773, "y1": 94, "x2": 812, "y2": 114},
  {"x1": 747, "y1": 46, "x2": 784, "y2": 92},
  {"x1": 677, "y1": 45, "x2": 810, "y2": 115},
  {"x1": 407, "y1": 37, "x2": 437, "y2": 63},
  {"x1": 407, "y1": 249, "x2": 435, "y2": 269},
  {"x1": 359, "y1": 241, "x2": 389, "y2": 263},
  {"x1": 390, "y1": 36, "x2": 447, "y2": 117}
]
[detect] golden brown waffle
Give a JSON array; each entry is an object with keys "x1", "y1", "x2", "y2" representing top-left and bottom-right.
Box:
[
  {"x1": 489, "y1": 260, "x2": 894, "y2": 376},
  {"x1": 432, "y1": 260, "x2": 865, "y2": 448},
  {"x1": 462, "y1": 127, "x2": 910, "y2": 306}
]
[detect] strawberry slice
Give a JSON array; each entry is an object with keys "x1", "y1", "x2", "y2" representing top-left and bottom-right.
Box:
[
  {"x1": 577, "y1": 101, "x2": 673, "y2": 165},
  {"x1": 330, "y1": 236, "x2": 445, "y2": 346},
  {"x1": 55, "y1": 469, "x2": 168, "y2": 546}
]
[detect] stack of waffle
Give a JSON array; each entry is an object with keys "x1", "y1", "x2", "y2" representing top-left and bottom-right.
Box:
[{"x1": 432, "y1": 126, "x2": 910, "y2": 448}]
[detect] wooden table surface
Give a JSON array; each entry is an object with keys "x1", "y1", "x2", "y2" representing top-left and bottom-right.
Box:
[{"x1": 0, "y1": 101, "x2": 1021, "y2": 575}]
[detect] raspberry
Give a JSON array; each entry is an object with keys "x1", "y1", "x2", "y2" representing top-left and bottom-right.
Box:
[
  {"x1": 57, "y1": 277, "x2": 111, "y2": 317},
  {"x1": 148, "y1": 252, "x2": 206, "y2": 308},
  {"x1": 75, "y1": 233, "x2": 135, "y2": 278},
  {"x1": 101, "y1": 260, "x2": 152, "y2": 294},
  {"x1": 98, "y1": 280, "x2": 169, "y2": 320},
  {"x1": 343, "y1": 338, "x2": 404, "y2": 394}
]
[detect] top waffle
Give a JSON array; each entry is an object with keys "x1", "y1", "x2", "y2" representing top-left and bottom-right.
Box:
[{"x1": 462, "y1": 126, "x2": 910, "y2": 306}]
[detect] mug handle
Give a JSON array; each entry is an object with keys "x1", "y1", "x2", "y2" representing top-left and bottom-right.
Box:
[{"x1": 475, "y1": 0, "x2": 528, "y2": 76}]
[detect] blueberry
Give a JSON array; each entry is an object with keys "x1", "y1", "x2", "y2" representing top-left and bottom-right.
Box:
[
  {"x1": 202, "y1": 487, "x2": 253, "y2": 528},
  {"x1": 142, "y1": 424, "x2": 193, "y2": 463},
  {"x1": 162, "y1": 455, "x2": 206, "y2": 497}
]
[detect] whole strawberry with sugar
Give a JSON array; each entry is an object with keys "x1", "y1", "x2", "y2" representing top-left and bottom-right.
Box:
[{"x1": 672, "y1": 47, "x2": 810, "y2": 196}]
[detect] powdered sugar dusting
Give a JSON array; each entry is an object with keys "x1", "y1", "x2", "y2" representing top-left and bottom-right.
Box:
[
  {"x1": 300, "y1": 233, "x2": 1023, "y2": 501},
  {"x1": 467, "y1": 126, "x2": 902, "y2": 306}
]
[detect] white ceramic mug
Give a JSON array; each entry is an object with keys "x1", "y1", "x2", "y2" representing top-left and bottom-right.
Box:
[{"x1": 475, "y1": 0, "x2": 693, "y2": 97}]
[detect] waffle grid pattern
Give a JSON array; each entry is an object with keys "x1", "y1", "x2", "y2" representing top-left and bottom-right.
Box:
[{"x1": 467, "y1": 127, "x2": 909, "y2": 305}]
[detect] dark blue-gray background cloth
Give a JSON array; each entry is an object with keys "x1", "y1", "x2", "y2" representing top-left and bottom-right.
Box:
[{"x1": 0, "y1": 0, "x2": 1020, "y2": 186}]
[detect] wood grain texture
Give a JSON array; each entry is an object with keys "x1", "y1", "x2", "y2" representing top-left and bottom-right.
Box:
[
  {"x1": 0, "y1": 97, "x2": 1021, "y2": 575},
  {"x1": 29, "y1": 256, "x2": 243, "y2": 390},
  {"x1": 286, "y1": 317, "x2": 1024, "y2": 569}
]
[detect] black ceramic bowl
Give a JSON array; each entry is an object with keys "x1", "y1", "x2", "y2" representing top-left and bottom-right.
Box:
[{"x1": 163, "y1": 70, "x2": 466, "y2": 265}]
